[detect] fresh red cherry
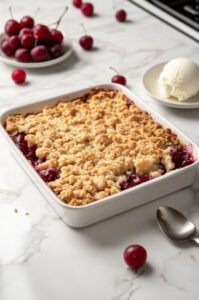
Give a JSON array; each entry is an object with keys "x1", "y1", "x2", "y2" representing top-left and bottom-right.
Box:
[
  {"x1": 8, "y1": 35, "x2": 20, "y2": 50},
  {"x1": 112, "y1": 75, "x2": 126, "y2": 85},
  {"x1": 49, "y1": 44, "x2": 63, "y2": 58},
  {"x1": 20, "y1": 16, "x2": 34, "y2": 28},
  {"x1": 50, "y1": 29, "x2": 63, "y2": 44},
  {"x1": 33, "y1": 24, "x2": 50, "y2": 41},
  {"x1": 45, "y1": 35, "x2": 55, "y2": 47},
  {"x1": 19, "y1": 27, "x2": 33, "y2": 37},
  {"x1": 15, "y1": 48, "x2": 31, "y2": 62},
  {"x1": 79, "y1": 35, "x2": 93, "y2": 50},
  {"x1": 81, "y1": 2, "x2": 94, "y2": 16},
  {"x1": 1, "y1": 40, "x2": 15, "y2": 56},
  {"x1": 124, "y1": 245, "x2": 147, "y2": 269},
  {"x1": 11, "y1": 69, "x2": 26, "y2": 84},
  {"x1": 5, "y1": 19, "x2": 20, "y2": 36},
  {"x1": 116, "y1": 9, "x2": 127, "y2": 22},
  {"x1": 31, "y1": 45, "x2": 49, "y2": 62},
  {"x1": 20, "y1": 34, "x2": 35, "y2": 49},
  {"x1": 110, "y1": 67, "x2": 126, "y2": 86},
  {"x1": 73, "y1": 0, "x2": 82, "y2": 8}
]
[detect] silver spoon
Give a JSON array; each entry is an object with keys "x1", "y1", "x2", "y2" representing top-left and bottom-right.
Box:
[{"x1": 157, "y1": 206, "x2": 199, "y2": 245}]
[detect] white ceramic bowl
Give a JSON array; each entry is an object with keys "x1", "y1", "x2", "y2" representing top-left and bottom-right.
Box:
[
  {"x1": 0, "y1": 83, "x2": 199, "y2": 227},
  {"x1": 0, "y1": 32, "x2": 73, "y2": 68},
  {"x1": 143, "y1": 62, "x2": 199, "y2": 109}
]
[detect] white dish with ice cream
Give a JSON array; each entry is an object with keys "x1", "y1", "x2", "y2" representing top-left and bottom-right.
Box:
[{"x1": 143, "y1": 59, "x2": 199, "y2": 109}]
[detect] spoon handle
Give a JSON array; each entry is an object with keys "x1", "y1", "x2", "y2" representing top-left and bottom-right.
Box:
[{"x1": 191, "y1": 237, "x2": 199, "y2": 245}]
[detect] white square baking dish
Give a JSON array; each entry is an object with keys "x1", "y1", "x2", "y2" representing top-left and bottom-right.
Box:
[{"x1": 0, "y1": 83, "x2": 199, "y2": 228}]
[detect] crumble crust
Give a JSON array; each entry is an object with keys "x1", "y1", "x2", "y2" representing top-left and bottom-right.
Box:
[{"x1": 5, "y1": 89, "x2": 181, "y2": 206}]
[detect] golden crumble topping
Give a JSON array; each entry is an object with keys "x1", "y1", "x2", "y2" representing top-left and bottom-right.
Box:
[{"x1": 5, "y1": 89, "x2": 181, "y2": 206}]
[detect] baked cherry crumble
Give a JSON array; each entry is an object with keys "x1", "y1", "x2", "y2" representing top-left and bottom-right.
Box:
[{"x1": 5, "y1": 89, "x2": 195, "y2": 206}]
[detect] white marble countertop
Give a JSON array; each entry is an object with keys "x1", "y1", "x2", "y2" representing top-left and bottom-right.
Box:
[{"x1": 0, "y1": 0, "x2": 199, "y2": 299}]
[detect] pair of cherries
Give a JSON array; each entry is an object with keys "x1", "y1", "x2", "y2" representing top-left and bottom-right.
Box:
[
  {"x1": 73, "y1": 1, "x2": 94, "y2": 16},
  {"x1": 11, "y1": 68, "x2": 127, "y2": 86},
  {"x1": 11, "y1": 66, "x2": 126, "y2": 88}
]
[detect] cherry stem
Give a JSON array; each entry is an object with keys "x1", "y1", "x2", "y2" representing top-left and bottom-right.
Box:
[
  {"x1": 49, "y1": 6, "x2": 68, "y2": 29},
  {"x1": 34, "y1": 7, "x2": 40, "y2": 19},
  {"x1": 110, "y1": 67, "x2": 119, "y2": 75},
  {"x1": 9, "y1": 6, "x2": 14, "y2": 19},
  {"x1": 81, "y1": 23, "x2": 87, "y2": 36},
  {"x1": 34, "y1": 36, "x2": 38, "y2": 47}
]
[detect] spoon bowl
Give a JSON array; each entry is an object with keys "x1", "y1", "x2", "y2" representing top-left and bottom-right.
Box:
[{"x1": 157, "y1": 206, "x2": 197, "y2": 242}]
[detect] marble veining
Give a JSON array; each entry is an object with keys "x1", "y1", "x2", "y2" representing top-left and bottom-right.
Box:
[{"x1": 0, "y1": 0, "x2": 199, "y2": 299}]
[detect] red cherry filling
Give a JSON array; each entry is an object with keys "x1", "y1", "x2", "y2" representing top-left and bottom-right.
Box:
[
  {"x1": 171, "y1": 147, "x2": 195, "y2": 168},
  {"x1": 12, "y1": 132, "x2": 36, "y2": 160},
  {"x1": 11, "y1": 132, "x2": 59, "y2": 182},
  {"x1": 32, "y1": 157, "x2": 46, "y2": 167},
  {"x1": 35, "y1": 167, "x2": 59, "y2": 183},
  {"x1": 12, "y1": 132, "x2": 27, "y2": 152},
  {"x1": 120, "y1": 173, "x2": 151, "y2": 190}
]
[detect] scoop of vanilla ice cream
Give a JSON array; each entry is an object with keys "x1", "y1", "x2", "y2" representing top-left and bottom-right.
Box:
[{"x1": 158, "y1": 58, "x2": 199, "y2": 101}]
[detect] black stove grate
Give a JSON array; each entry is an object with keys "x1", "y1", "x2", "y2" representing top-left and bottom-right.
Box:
[
  {"x1": 128, "y1": 0, "x2": 199, "y2": 41},
  {"x1": 149, "y1": 0, "x2": 199, "y2": 30}
]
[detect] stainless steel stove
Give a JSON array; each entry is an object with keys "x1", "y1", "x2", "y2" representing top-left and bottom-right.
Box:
[{"x1": 128, "y1": 0, "x2": 199, "y2": 42}]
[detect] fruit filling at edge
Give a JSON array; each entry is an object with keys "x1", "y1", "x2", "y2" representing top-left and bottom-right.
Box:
[
  {"x1": 11, "y1": 131, "x2": 194, "y2": 189},
  {"x1": 12, "y1": 132, "x2": 60, "y2": 183}
]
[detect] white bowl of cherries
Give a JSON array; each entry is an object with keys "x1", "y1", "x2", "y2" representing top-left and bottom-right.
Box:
[{"x1": 0, "y1": 8, "x2": 72, "y2": 68}]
